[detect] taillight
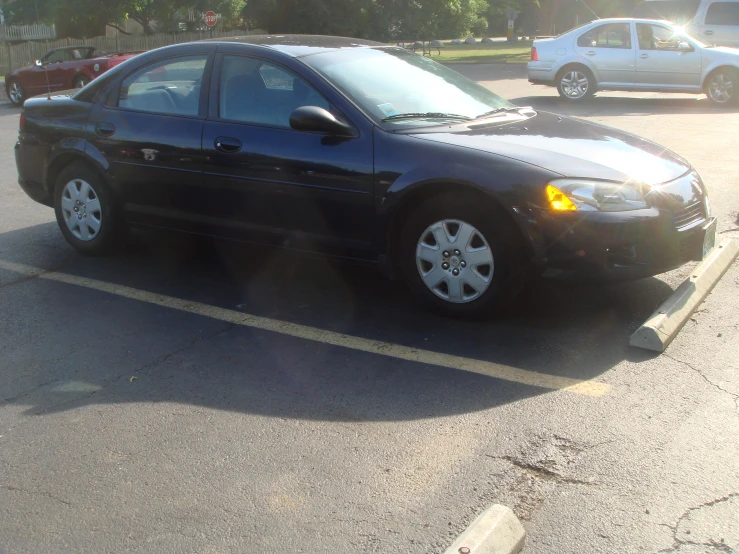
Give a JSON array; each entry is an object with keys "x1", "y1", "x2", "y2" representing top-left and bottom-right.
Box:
[
  {"x1": 19, "y1": 112, "x2": 25, "y2": 131},
  {"x1": 531, "y1": 47, "x2": 538, "y2": 61}
]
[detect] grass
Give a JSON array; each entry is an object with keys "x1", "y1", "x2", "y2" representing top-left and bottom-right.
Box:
[{"x1": 417, "y1": 41, "x2": 533, "y2": 64}]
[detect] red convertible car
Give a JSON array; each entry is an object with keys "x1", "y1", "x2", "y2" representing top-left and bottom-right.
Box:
[{"x1": 5, "y1": 46, "x2": 141, "y2": 106}]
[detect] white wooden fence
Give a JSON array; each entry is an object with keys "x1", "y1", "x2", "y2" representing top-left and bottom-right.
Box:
[
  {"x1": 0, "y1": 24, "x2": 57, "y2": 41},
  {"x1": 1, "y1": 29, "x2": 260, "y2": 76}
]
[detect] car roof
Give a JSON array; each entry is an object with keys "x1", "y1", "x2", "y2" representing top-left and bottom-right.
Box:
[
  {"x1": 578, "y1": 17, "x2": 676, "y2": 24},
  {"x1": 200, "y1": 34, "x2": 387, "y2": 57}
]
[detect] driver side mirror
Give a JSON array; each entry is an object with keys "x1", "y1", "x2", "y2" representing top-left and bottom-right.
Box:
[
  {"x1": 289, "y1": 106, "x2": 356, "y2": 137},
  {"x1": 677, "y1": 41, "x2": 693, "y2": 52},
  {"x1": 35, "y1": 59, "x2": 45, "y2": 67}
]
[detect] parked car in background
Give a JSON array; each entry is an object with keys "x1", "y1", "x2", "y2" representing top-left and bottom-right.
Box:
[
  {"x1": 5, "y1": 46, "x2": 141, "y2": 106},
  {"x1": 632, "y1": 0, "x2": 739, "y2": 46},
  {"x1": 687, "y1": 0, "x2": 739, "y2": 47},
  {"x1": 632, "y1": 0, "x2": 701, "y2": 24},
  {"x1": 15, "y1": 37, "x2": 715, "y2": 317},
  {"x1": 528, "y1": 18, "x2": 739, "y2": 104}
]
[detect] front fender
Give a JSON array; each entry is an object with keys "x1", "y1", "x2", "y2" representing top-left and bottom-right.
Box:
[
  {"x1": 373, "y1": 131, "x2": 557, "y2": 258},
  {"x1": 700, "y1": 61, "x2": 739, "y2": 89}
]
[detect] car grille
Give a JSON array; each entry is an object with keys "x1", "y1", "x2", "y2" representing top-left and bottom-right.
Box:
[{"x1": 674, "y1": 201, "x2": 705, "y2": 230}]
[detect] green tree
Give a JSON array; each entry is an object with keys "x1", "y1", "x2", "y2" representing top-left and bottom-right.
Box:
[
  {"x1": 6, "y1": 0, "x2": 245, "y2": 36},
  {"x1": 243, "y1": 0, "x2": 491, "y2": 40}
]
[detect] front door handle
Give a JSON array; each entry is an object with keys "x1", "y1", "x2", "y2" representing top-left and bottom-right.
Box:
[
  {"x1": 95, "y1": 123, "x2": 116, "y2": 137},
  {"x1": 639, "y1": 53, "x2": 649, "y2": 59},
  {"x1": 705, "y1": 30, "x2": 714, "y2": 36},
  {"x1": 214, "y1": 137, "x2": 242, "y2": 153},
  {"x1": 586, "y1": 51, "x2": 596, "y2": 56}
]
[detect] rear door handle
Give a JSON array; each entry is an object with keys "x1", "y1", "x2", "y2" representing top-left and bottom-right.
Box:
[
  {"x1": 639, "y1": 53, "x2": 649, "y2": 59},
  {"x1": 214, "y1": 137, "x2": 242, "y2": 153},
  {"x1": 586, "y1": 51, "x2": 596, "y2": 56},
  {"x1": 95, "y1": 123, "x2": 116, "y2": 137},
  {"x1": 705, "y1": 30, "x2": 714, "y2": 35}
]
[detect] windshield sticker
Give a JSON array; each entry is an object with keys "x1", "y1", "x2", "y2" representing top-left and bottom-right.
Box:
[{"x1": 378, "y1": 103, "x2": 399, "y2": 117}]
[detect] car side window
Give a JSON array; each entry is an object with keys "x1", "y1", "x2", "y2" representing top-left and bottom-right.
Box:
[
  {"x1": 705, "y1": 2, "x2": 739, "y2": 24},
  {"x1": 577, "y1": 23, "x2": 632, "y2": 49},
  {"x1": 636, "y1": 24, "x2": 683, "y2": 50},
  {"x1": 118, "y1": 55, "x2": 207, "y2": 117},
  {"x1": 45, "y1": 50, "x2": 71, "y2": 64},
  {"x1": 219, "y1": 55, "x2": 330, "y2": 128}
]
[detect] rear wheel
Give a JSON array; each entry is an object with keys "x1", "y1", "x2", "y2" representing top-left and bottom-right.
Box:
[
  {"x1": 53, "y1": 162, "x2": 124, "y2": 256},
  {"x1": 556, "y1": 66, "x2": 595, "y2": 100},
  {"x1": 7, "y1": 80, "x2": 25, "y2": 106},
  {"x1": 705, "y1": 68, "x2": 738, "y2": 105},
  {"x1": 398, "y1": 193, "x2": 523, "y2": 318}
]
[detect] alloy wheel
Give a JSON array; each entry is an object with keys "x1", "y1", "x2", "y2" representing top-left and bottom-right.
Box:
[
  {"x1": 707, "y1": 72, "x2": 734, "y2": 104},
  {"x1": 60, "y1": 179, "x2": 103, "y2": 241},
  {"x1": 9, "y1": 82, "x2": 23, "y2": 104},
  {"x1": 415, "y1": 219, "x2": 494, "y2": 303},
  {"x1": 560, "y1": 71, "x2": 589, "y2": 99}
]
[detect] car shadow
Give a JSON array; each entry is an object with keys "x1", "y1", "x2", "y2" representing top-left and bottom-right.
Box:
[
  {"x1": 510, "y1": 94, "x2": 739, "y2": 117},
  {"x1": 0, "y1": 223, "x2": 670, "y2": 422}
]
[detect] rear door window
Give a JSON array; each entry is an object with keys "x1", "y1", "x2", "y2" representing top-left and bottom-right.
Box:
[
  {"x1": 117, "y1": 55, "x2": 207, "y2": 117},
  {"x1": 705, "y1": 2, "x2": 739, "y2": 24},
  {"x1": 577, "y1": 23, "x2": 632, "y2": 49}
]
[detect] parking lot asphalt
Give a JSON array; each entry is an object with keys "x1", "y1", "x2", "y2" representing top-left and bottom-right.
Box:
[{"x1": 1, "y1": 66, "x2": 738, "y2": 554}]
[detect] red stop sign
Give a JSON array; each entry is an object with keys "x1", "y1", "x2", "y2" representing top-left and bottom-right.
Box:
[{"x1": 204, "y1": 11, "x2": 218, "y2": 27}]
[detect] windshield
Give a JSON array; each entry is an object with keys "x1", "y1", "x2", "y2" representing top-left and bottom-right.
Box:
[{"x1": 303, "y1": 47, "x2": 513, "y2": 128}]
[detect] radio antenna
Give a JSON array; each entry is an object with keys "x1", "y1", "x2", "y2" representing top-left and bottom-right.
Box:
[{"x1": 35, "y1": 58, "x2": 52, "y2": 100}]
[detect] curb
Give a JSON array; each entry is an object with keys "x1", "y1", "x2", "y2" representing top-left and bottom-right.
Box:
[
  {"x1": 630, "y1": 239, "x2": 739, "y2": 352},
  {"x1": 444, "y1": 505, "x2": 526, "y2": 554}
]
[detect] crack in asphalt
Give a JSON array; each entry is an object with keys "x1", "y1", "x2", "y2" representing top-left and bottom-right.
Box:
[
  {"x1": 655, "y1": 493, "x2": 739, "y2": 553},
  {"x1": 489, "y1": 455, "x2": 595, "y2": 486},
  {"x1": 664, "y1": 354, "x2": 739, "y2": 400},
  {"x1": 2, "y1": 484, "x2": 72, "y2": 507}
]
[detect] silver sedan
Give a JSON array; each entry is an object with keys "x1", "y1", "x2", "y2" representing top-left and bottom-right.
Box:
[{"x1": 527, "y1": 18, "x2": 739, "y2": 105}]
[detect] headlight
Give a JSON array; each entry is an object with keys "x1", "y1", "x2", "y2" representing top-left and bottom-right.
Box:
[{"x1": 547, "y1": 179, "x2": 649, "y2": 212}]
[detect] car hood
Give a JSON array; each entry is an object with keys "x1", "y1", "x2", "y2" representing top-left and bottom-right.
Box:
[{"x1": 409, "y1": 111, "x2": 691, "y2": 185}]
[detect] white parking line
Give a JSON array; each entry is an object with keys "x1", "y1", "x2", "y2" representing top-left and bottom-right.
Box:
[{"x1": 0, "y1": 259, "x2": 611, "y2": 396}]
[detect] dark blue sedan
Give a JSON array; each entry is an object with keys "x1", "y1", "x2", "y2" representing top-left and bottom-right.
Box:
[{"x1": 15, "y1": 35, "x2": 716, "y2": 317}]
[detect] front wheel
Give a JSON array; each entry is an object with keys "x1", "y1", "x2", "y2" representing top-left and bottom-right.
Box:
[
  {"x1": 74, "y1": 75, "x2": 90, "y2": 89},
  {"x1": 705, "y1": 68, "x2": 738, "y2": 105},
  {"x1": 398, "y1": 194, "x2": 523, "y2": 318},
  {"x1": 7, "y1": 80, "x2": 25, "y2": 106},
  {"x1": 556, "y1": 67, "x2": 595, "y2": 100}
]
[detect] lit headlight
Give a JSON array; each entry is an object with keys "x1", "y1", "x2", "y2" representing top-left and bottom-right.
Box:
[{"x1": 547, "y1": 179, "x2": 649, "y2": 212}]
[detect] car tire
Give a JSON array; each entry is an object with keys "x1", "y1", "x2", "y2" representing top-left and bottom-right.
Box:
[
  {"x1": 705, "y1": 67, "x2": 738, "y2": 106},
  {"x1": 53, "y1": 162, "x2": 124, "y2": 256},
  {"x1": 398, "y1": 193, "x2": 524, "y2": 319},
  {"x1": 556, "y1": 66, "x2": 595, "y2": 101},
  {"x1": 74, "y1": 75, "x2": 90, "y2": 89},
  {"x1": 7, "y1": 80, "x2": 25, "y2": 106}
]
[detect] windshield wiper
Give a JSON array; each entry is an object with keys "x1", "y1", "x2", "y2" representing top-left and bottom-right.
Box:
[
  {"x1": 382, "y1": 112, "x2": 472, "y2": 122},
  {"x1": 476, "y1": 106, "x2": 530, "y2": 119}
]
